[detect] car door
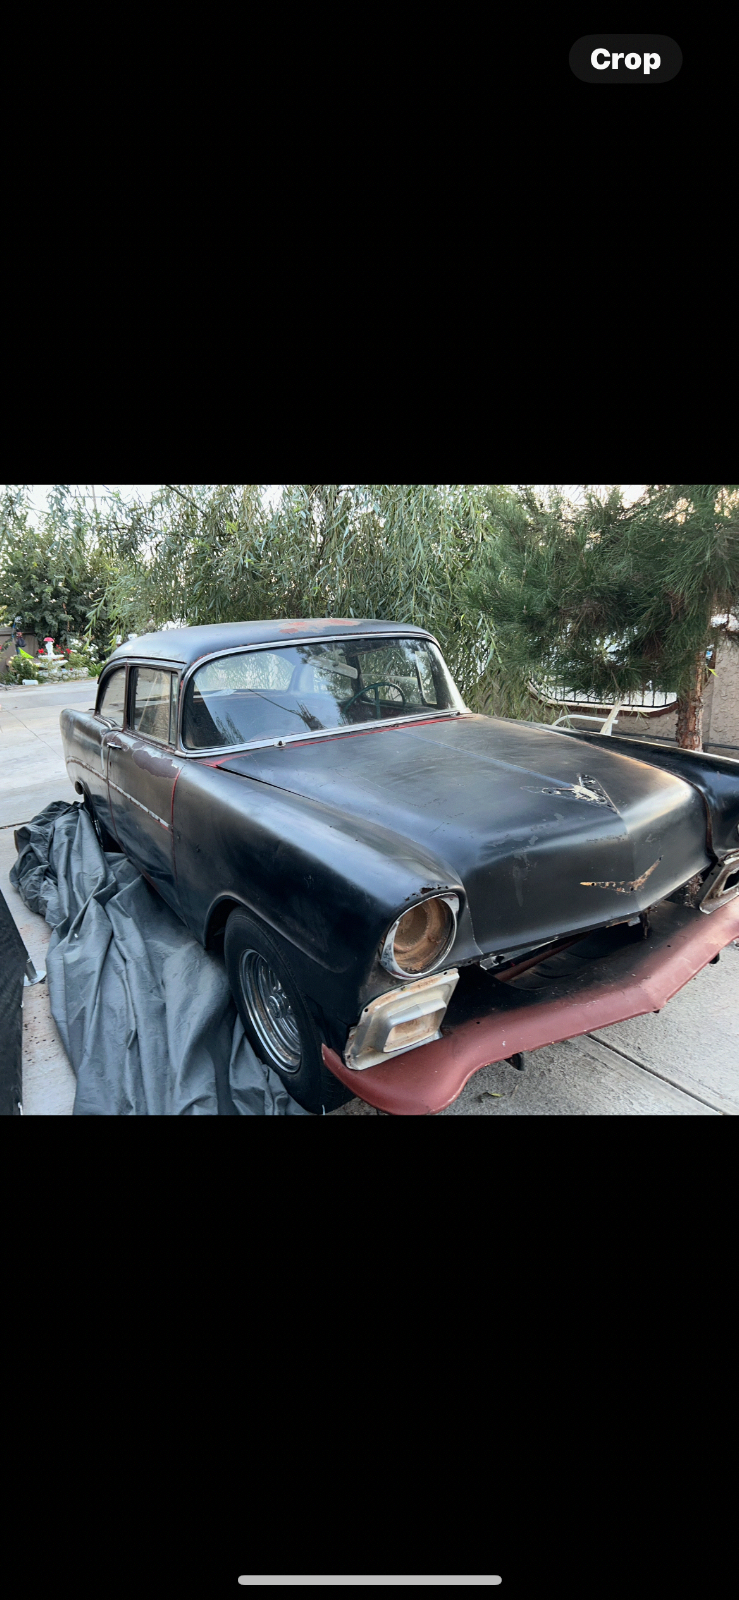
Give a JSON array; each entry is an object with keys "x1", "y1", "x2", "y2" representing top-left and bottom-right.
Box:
[
  {"x1": 106, "y1": 664, "x2": 184, "y2": 914},
  {"x1": 64, "y1": 663, "x2": 128, "y2": 842}
]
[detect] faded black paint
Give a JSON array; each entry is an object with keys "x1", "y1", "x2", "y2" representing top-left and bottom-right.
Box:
[
  {"x1": 108, "y1": 730, "x2": 181, "y2": 910},
  {"x1": 220, "y1": 715, "x2": 711, "y2": 957},
  {"x1": 130, "y1": 742, "x2": 182, "y2": 779},
  {"x1": 555, "y1": 730, "x2": 739, "y2": 857},
  {"x1": 60, "y1": 625, "x2": 735, "y2": 1043}
]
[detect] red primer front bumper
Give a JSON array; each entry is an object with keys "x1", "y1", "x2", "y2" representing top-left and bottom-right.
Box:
[{"x1": 322, "y1": 897, "x2": 739, "y2": 1115}]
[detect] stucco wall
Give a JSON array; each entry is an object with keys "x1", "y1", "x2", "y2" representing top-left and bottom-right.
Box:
[
  {"x1": 533, "y1": 638, "x2": 739, "y2": 753},
  {"x1": 609, "y1": 642, "x2": 739, "y2": 752}
]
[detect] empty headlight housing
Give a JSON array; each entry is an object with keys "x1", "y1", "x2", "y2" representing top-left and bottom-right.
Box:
[{"x1": 380, "y1": 894, "x2": 459, "y2": 978}]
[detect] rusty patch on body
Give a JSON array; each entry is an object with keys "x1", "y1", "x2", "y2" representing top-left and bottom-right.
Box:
[
  {"x1": 277, "y1": 618, "x2": 356, "y2": 633},
  {"x1": 580, "y1": 857, "x2": 662, "y2": 893}
]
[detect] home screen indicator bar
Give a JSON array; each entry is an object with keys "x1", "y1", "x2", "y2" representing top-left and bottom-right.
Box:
[{"x1": 237, "y1": 1581, "x2": 502, "y2": 1587}]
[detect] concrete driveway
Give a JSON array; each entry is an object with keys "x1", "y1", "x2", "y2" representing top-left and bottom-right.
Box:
[{"x1": 2, "y1": 679, "x2": 737, "y2": 1116}]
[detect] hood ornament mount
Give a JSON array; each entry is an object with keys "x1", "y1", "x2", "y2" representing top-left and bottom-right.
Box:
[{"x1": 535, "y1": 774, "x2": 616, "y2": 809}]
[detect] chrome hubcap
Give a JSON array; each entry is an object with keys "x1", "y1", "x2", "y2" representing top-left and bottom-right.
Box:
[{"x1": 239, "y1": 950, "x2": 302, "y2": 1072}]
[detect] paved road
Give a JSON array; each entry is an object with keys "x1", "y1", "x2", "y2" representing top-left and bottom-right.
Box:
[
  {"x1": 2, "y1": 680, "x2": 737, "y2": 1116},
  {"x1": 1, "y1": 681, "x2": 95, "y2": 1115},
  {"x1": 0, "y1": 679, "x2": 96, "y2": 827}
]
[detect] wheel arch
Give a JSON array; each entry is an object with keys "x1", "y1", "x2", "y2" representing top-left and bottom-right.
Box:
[{"x1": 204, "y1": 894, "x2": 246, "y2": 949}]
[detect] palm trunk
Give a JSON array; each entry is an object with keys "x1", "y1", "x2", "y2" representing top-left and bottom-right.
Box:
[{"x1": 675, "y1": 650, "x2": 707, "y2": 751}]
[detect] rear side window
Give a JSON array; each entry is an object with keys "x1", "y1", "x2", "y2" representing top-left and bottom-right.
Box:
[
  {"x1": 193, "y1": 651, "x2": 294, "y2": 693},
  {"x1": 98, "y1": 668, "x2": 126, "y2": 728},
  {"x1": 131, "y1": 667, "x2": 176, "y2": 744}
]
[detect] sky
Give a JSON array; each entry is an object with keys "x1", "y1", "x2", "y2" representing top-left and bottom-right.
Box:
[
  {"x1": 21, "y1": 485, "x2": 163, "y2": 523},
  {"x1": 10, "y1": 485, "x2": 648, "y2": 523}
]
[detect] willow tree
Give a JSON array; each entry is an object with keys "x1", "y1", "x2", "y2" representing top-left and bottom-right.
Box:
[
  {"x1": 461, "y1": 484, "x2": 739, "y2": 749},
  {"x1": 0, "y1": 486, "x2": 108, "y2": 649},
  {"x1": 0, "y1": 485, "x2": 159, "y2": 652},
  {"x1": 106, "y1": 484, "x2": 520, "y2": 706}
]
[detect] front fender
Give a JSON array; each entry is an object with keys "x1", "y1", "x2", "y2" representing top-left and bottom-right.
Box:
[
  {"x1": 556, "y1": 730, "x2": 739, "y2": 857},
  {"x1": 173, "y1": 761, "x2": 475, "y2": 1022}
]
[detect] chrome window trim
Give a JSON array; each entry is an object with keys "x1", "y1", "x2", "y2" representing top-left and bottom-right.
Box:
[
  {"x1": 94, "y1": 662, "x2": 129, "y2": 729},
  {"x1": 129, "y1": 662, "x2": 180, "y2": 750},
  {"x1": 174, "y1": 633, "x2": 468, "y2": 758},
  {"x1": 178, "y1": 708, "x2": 468, "y2": 760},
  {"x1": 96, "y1": 658, "x2": 183, "y2": 740}
]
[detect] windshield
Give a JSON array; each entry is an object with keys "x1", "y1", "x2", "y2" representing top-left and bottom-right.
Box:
[{"x1": 182, "y1": 636, "x2": 466, "y2": 750}]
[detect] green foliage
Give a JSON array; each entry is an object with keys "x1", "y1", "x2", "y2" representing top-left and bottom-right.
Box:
[
  {"x1": 461, "y1": 485, "x2": 739, "y2": 713},
  {"x1": 5, "y1": 649, "x2": 42, "y2": 683},
  {"x1": 0, "y1": 485, "x2": 159, "y2": 655},
  {"x1": 8, "y1": 484, "x2": 735, "y2": 742},
  {"x1": 0, "y1": 484, "x2": 556, "y2": 715},
  {"x1": 1, "y1": 492, "x2": 105, "y2": 650},
  {"x1": 107, "y1": 484, "x2": 522, "y2": 705}
]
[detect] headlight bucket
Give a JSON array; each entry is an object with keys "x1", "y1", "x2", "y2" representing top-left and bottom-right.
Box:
[{"x1": 380, "y1": 893, "x2": 459, "y2": 978}]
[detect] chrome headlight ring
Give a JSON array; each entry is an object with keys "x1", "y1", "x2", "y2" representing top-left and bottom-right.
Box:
[{"x1": 380, "y1": 893, "x2": 460, "y2": 979}]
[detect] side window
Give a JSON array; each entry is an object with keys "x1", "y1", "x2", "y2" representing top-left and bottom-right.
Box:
[
  {"x1": 98, "y1": 668, "x2": 126, "y2": 728},
  {"x1": 131, "y1": 667, "x2": 175, "y2": 744}
]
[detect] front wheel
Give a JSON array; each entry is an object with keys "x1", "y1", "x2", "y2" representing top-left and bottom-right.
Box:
[{"x1": 224, "y1": 908, "x2": 353, "y2": 1114}]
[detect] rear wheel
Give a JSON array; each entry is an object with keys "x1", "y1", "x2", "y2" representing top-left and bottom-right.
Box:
[{"x1": 224, "y1": 908, "x2": 353, "y2": 1114}]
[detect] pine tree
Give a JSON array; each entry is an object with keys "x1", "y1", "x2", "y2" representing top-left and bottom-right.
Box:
[{"x1": 461, "y1": 485, "x2": 739, "y2": 750}]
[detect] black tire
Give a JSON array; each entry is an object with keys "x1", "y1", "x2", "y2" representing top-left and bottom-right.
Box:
[
  {"x1": 82, "y1": 791, "x2": 120, "y2": 854},
  {"x1": 224, "y1": 908, "x2": 353, "y2": 1114}
]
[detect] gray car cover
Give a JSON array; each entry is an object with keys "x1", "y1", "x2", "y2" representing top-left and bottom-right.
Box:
[{"x1": 9, "y1": 801, "x2": 309, "y2": 1115}]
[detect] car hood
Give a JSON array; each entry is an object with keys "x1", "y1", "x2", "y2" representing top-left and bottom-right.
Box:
[{"x1": 215, "y1": 715, "x2": 712, "y2": 955}]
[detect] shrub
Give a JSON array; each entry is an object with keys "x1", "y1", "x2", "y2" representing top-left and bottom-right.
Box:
[{"x1": 5, "y1": 650, "x2": 42, "y2": 683}]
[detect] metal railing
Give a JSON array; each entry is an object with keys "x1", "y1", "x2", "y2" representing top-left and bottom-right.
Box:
[
  {"x1": 551, "y1": 703, "x2": 624, "y2": 735},
  {"x1": 530, "y1": 679, "x2": 677, "y2": 714}
]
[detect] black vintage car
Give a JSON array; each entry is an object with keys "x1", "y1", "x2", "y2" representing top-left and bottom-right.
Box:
[{"x1": 61, "y1": 619, "x2": 739, "y2": 1114}]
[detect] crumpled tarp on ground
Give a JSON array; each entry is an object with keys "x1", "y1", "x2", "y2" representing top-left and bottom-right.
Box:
[{"x1": 10, "y1": 801, "x2": 309, "y2": 1115}]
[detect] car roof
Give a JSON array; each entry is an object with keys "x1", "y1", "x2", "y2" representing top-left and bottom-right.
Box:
[{"x1": 106, "y1": 618, "x2": 435, "y2": 668}]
